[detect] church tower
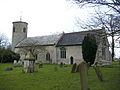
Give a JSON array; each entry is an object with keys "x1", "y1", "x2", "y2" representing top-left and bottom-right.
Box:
[{"x1": 12, "y1": 21, "x2": 28, "y2": 51}]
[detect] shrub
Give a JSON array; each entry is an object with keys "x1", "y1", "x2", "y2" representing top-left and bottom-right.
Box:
[{"x1": 0, "y1": 48, "x2": 20, "y2": 63}]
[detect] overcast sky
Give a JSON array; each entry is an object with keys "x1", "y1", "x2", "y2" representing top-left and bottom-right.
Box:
[
  {"x1": 0, "y1": 0, "x2": 119, "y2": 58},
  {"x1": 0, "y1": 0, "x2": 91, "y2": 40}
]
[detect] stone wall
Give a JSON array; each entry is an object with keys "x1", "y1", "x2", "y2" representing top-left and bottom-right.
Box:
[{"x1": 57, "y1": 46, "x2": 83, "y2": 64}]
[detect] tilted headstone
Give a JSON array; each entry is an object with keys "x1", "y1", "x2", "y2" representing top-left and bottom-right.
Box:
[
  {"x1": 79, "y1": 61, "x2": 90, "y2": 90},
  {"x1": 71, "y1": 63, "x2": 77, "y2": 73},
  {"x1": 93, "y1": 62, "x2": 104, "y2": 82},
  {"x1": 76, "y1": 64, "x2": 80, "y2": 72}
]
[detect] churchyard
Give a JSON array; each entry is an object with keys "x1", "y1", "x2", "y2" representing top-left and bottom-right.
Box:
[{"x1": 0, "y1": 61, "x2": 120, "y2": 90}]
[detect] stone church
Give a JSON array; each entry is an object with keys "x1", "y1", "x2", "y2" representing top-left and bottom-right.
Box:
[{"x1": 12, "y1": 21, "x2": 112, "y2": 65}]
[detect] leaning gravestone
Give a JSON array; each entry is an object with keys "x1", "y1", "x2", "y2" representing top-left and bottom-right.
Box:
[
  {"x1": 79, "y1": 61, "x2": 90, "y2": 90},
  {"x1": 93, "y1": 62, "x2": 104, "y2": 82},
  {"x1": 71, "y1": 63, "x2": 77, "y2": 73},
  {"x1": 76, "y1": 64, "x2": 80, "y2": 72}
]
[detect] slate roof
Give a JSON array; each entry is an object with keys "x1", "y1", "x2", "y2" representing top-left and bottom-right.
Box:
[
  {"x1": 16, "y1": 29, "x2": 103, "y2": 48},
  {"x1": 16, "y1": 34, "x2": 62, "y2": 47},
  {"x1": 56, "y1": 29, "x2": 102, "y2": 46}
]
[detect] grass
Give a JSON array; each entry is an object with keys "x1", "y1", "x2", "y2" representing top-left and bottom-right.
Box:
[{"x1": 0, "y1": 62, "x2": 120, "y2": 90}]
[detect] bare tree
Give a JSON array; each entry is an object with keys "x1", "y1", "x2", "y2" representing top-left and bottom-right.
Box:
[
  {"x1": 75, "y1": 9, "x2": 120, "y2": 60},
  {"x1": 72, "y1": 0, "x2": 120, "y2": 14},
  {"x1": 0, "y1": 33, "x2": 9, "y2": 48},
  {"x1": 17, "y1": 38, "x2": 47, "y2": 61}
]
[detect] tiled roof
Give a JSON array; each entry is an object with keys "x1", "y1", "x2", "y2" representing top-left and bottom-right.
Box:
[
  {"x1": 16, "y1": 34, "x2": 62, "y2": 47},
  {"x1": 56, "y1": 29, "x2": 102, "y2": 46}
]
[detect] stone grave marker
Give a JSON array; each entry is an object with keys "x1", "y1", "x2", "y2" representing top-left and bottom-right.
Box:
[
  {"x1": 93, "y1": 62, "x2": 104, "y2": 82},
  {"x1": 79, "y1": 61, "x2": 90, "y2": 90},
  {"x1": 76, "y1": 64, "x2": 80, "y2": 72},
  {"x1": 39, "y1": 63, "x2": 43, "y2": 68},
  {"x1": 71, "y1": 63, "x2": 77, "y2": 73},
  {"x1": 54, "y1": 66, "x2": 57, "y2": 71}
]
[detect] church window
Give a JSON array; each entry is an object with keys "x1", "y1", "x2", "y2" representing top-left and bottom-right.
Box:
[
  {"x1": 13, "y1": 27, "x2": 15, "y2": 32},
  {"x1": 23, "y1": 27, "x2": 26, "y2": 33},
  {"x1": 46, "y1": 53, "x2": 50, "y2": 61},
  {"x1": 60, "y1": 47, "x2": 66, "y2": 58}
]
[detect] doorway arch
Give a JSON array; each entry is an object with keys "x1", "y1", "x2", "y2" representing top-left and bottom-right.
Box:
[{"x1": 70, "y1": 56, "x2": 73, "y2": 64}]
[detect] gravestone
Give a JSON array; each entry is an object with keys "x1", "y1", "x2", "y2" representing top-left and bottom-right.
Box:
[
  {"x1": 76, "y1": 64, "x2": 80, "y2": 72},
  {"x1": 5, "y1": 67, "x2": 13, "y2": 71},
  {"x1": 14, "y1": 60, "x2": 22, "y2": 67},
  {"x1": 60, "y1": 62, "x2": 63, "y2": 67},
  {"x1": 54, "y1": 66, "x2": 57, "y2": 71},
  {"x1": 14, "y1": 60, "x2": 17, "y2": 64},
  {"x1": 79, "y1": 61, "x2": 90, "y2": 90},
  {"x1": 39, "y1": 63, "x2": 43, "y2": 68},
  {"x1": 93, "y1": 62, "x2": 104, "y2": 82},
  {"x1": 71, "y1": 63, "x2": 77, "y2": 73}
]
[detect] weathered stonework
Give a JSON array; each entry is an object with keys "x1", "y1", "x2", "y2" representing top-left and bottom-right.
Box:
[{"x1": 12, "y1": 21, "x2": 112, "y2": 65}]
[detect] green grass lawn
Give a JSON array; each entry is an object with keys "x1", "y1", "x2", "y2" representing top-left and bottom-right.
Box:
[{"x1": 0, "y1": 62, "x2": 120, "y2": 90}]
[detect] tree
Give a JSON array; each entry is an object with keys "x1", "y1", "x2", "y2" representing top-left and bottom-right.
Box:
[
  {"x1": 82, "y1": 34, "x2": 98, "y2": 66},
  {"x1": 0, "y1": 33, "x2": 9, "y2": 48},
  {"x1": 76, "y1": 9, "x2": 120, "y2": 60},
  {"x1": 0, "y1": 48, "x2": 20, "y2": 63},
  {"x1": 73, "y1": 0, "x2": 120, "y2": 14},
  {"x1": 17, "y1": 38, "x2": 46, "y2": 61}
]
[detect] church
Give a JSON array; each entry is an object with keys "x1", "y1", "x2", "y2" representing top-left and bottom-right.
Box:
[{"x1": 12, "y1": 21, "x2": 112, "y2": 65}]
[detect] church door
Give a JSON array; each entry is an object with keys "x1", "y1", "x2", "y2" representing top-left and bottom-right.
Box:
[{"x1": 70, "y1": 56, "x2": 73, "y2": 64}]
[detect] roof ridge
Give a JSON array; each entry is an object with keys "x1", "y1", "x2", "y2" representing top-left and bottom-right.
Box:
[{"x1": 65, "y1": 29, "x2": 102, "y2": 35}]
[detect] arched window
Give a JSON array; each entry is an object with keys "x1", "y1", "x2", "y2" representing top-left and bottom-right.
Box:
[
  {"x1": 46, "y1": 53, "x2": 50, "y2": 61},
  {"x1": 13, "y1": 27, "x2": 15, "y2": 32},
  {"x1": 23, "y1": 27, "x2": 26, "y2": 33},
  {"x1": 60, "y1": 47, "x2": 66, "y2": 58}
]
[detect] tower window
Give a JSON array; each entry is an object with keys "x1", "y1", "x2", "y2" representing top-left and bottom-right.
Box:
[
  {"x1": 60, "y1": 47, "x2": 66, "y2": 58},
  {"x1": 13, "y1": 27, "x2": 15, "y2": 32},
  {"x1": 23, "y1": 27, "x2": 26, "y2": 33}
]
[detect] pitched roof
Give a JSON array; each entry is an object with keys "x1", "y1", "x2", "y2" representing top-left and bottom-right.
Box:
[
  {"x1": 56, "y1": 29, "x2": 102, "y2": 46},
  {"x1": 16, "y1": 34, "x2": 62, "y2": 47}
]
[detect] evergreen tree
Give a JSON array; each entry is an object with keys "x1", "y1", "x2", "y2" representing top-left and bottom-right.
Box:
[{"x1": 82, "y1": 34, "x2": 98, "y2": 66}]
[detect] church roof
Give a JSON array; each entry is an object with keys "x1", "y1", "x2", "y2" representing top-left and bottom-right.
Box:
[
  {"x1": 56, "y1": 29, "x2": 102, "y2": 46},
  {"x1": 16, "y1": 29, "x2": 103, "y2": 48},
  {"x1": 16, "y1": 34, "x2": 62, "y2": 47}
]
